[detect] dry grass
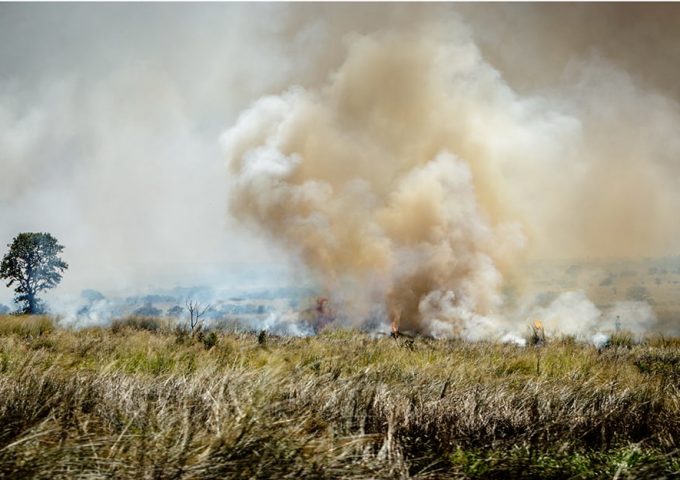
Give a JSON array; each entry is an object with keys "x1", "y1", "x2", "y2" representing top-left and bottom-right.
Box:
[
  {"x1": 0, "y1": 315, "x2": 679, "y2": 478},
  {"x1": 0, "y1": 315, "x2": 54, "y2": 337},
  {"x1": 110, "y1": 315, "x2": 168, "y2": 333}
]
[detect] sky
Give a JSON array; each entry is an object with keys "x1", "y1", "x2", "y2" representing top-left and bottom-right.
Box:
[{"x1": 2, "y1": 3, "x2": 680, "y2": 314}]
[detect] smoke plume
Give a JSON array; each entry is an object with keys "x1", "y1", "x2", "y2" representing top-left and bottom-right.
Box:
[{"x1": 223, "y1": 12, "x2": 680, "y2": 336}]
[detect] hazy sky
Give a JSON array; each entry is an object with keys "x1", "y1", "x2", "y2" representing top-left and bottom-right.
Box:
[{"x1": 2, "y1": 3, "x2": 680, "y2": 307}]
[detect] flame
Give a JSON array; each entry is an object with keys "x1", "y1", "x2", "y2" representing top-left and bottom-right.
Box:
[
  {"x1": 390, "y1": 306, "x2": 401, "y2": 335},
  {"x1": 533, "y1": 320, "x2": 543, "y2": 330},
  {"x1": 391, "y1": 318, "x2": 399, "y2": 334}
]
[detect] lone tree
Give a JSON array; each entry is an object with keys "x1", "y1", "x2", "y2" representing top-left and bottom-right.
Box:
[{"x1": 0, "y1": 232, "x2": 68, "y2": 314}]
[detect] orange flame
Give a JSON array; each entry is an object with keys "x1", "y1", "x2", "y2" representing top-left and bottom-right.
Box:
[
  {"x1": 390, "y1": 306, "x2": 401, "y2": 335},
  {"x1": 533, "y1": 320, "x2": 543, "y2": 330},
  {"x1": 391, "y1": 318, "x2": 399, "y2": 334}
]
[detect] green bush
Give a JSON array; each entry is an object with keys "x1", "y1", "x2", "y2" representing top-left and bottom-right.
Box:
[{"x1": 199, "y1": 331, "x2": 219, "y2": 350}]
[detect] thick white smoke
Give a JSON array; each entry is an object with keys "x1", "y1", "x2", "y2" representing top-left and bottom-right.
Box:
[{"x1": 222, "y1": 26, "x2": 528, "y2": 334}]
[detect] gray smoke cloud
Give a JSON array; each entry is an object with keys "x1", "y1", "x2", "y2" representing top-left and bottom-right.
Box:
[{"x1": 1, "y1": 4, "x2": 679, "y2": 337}]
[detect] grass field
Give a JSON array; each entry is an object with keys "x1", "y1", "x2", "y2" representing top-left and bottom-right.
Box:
[{"x1": 1, "y1": 315, "x2": 679, "y2": 479}]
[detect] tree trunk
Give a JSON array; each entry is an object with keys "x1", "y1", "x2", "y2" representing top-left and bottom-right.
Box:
[{"x1": 28, "y1": 291, "x2": 36, "y2": 314}]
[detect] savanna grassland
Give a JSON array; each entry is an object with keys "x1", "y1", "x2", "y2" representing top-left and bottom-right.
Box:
[{"x1": 1, "y1": 315, "x2": 679, "y2": 479}]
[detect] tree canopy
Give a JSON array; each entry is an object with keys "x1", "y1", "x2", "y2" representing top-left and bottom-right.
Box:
[{"x1": 0, "y1": 232, "x2": 68, "y2": 314}]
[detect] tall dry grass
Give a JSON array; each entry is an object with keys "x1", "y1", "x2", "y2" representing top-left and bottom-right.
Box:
[
  {"x1": 0, "y1": 315, "x2": 54, "y2": 337},
  {"x1": 0, "y1": 316, "x2": 679, "y2": 478}
]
